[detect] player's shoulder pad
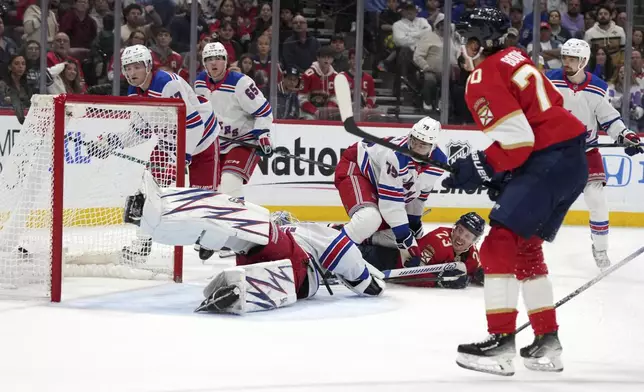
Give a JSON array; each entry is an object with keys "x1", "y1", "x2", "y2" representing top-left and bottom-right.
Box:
[
  {"x1": 225, "y1": 70, "x2": 246, "y2": 86},
  {"x1": 545, "y1": 68, "x2": 564, "y2": 81},
  {"x1": 429, "y1": 147, "x2": 448, "y2": 165},
  {"x1": 195, "y1": 70, "x2": 208, "y2": 82},
  {"x1": 127, "y1": 85, "x2": 137, "y2": 96},
  {"x1": 586, "y1": 73, "x2": 608, "y2": 96},
  {"x1": 151, "y1": 70, "x2": 175, "y2": 87},
  {"x1": 493, "y1": 48, "x2": 532, "y2": 74}
]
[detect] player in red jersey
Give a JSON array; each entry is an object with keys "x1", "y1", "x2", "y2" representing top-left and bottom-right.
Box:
[
  {"x1": 442, "y1": 8, "x2": 588, "y2": 376},
  {"x1": 358, "y1": 212, "x2": 486, "y2": 289}
]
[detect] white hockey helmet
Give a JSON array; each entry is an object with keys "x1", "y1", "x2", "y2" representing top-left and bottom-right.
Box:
[
  {"x1": 409, "y1": 116, "x2": 441, "y2": 160},
  {"x1": 270, "y1": 211, "x2": 299, "y2": 226},
  {"x1": 202, "y1": 42, "x2": 228, "y2": 66},
  {"x1": 121, "y1": 44, "x2": 153, "y2": 86},
  {"x1": 561, "y1": 38, "x2": 591, "y2": 76}
]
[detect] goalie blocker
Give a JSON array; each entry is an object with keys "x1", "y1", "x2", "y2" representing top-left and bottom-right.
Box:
[{"x1": 125, "y1": 171, "x2": 385, "y2": 314}]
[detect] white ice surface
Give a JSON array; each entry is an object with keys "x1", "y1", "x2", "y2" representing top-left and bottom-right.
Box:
[{"x1": 1, "y1": 224, "x2": 643, "y2": 392}]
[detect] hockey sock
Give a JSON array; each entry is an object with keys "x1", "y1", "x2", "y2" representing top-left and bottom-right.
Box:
[{"x1": 523, "y1": 276, "x2": 558, "y2": 335}]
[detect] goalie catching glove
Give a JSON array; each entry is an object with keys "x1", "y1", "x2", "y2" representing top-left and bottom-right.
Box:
[{"x1": 617, "y1": 129, "x2": 643, "y2": 156}]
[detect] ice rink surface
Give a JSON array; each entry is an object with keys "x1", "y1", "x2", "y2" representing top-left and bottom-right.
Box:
[{"x1": 1, "y1": 224, "x2": 643, "y2": 392}]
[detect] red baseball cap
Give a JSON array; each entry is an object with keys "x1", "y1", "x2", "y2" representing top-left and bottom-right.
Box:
[{"x1": 540, "y1": 22, "x2": 551, "y2": 29}]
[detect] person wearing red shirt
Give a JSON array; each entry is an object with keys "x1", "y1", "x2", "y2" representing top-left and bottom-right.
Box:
[
  {"x1": 150, "y1": 28, "x2": 183, "y2": 73},
  {"x1": 59, "y1": 0, "x2": 97, "y2": 49},
  {"x1": 299, "y1": 46, "x2": 338, "y2": 119},
  {"x1": 46, "y1": 32, "x2": 85, "y2": 89}
]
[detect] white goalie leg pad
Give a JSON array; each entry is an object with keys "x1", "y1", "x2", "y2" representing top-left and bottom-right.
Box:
[
  {"x1": 343, "y1": 206, "x2": 382, "y2": 244},
  {"x1": 218, "y1": 172, "x2": 245, "y2": 198},
  {"x1": 583, "y1": 181, "x2": 609, "y2": 251},
  {"x1": 137, "y1": 171, "x2": 270, "y2": 246},
  {"x1": 205, "y1": 259, "x2": 298, "y2": 315},
  {"x1": 521, "y1": 275, "x2": 555, "y2": 314}
]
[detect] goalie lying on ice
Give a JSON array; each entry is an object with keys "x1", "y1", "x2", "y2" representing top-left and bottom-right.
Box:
[{"x1": 123, "y1": 171, "x2": 386, "y2": 314}]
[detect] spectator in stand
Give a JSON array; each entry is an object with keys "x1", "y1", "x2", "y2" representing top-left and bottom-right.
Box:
[
  {"x1": 548, "y1": 9, "x2": 571, "y2": 46},
  {"x1": 632, "y1": 49, "x2": 644, "y2": 89},
  {"x1": 413, "y1": 25, "x2": 442, "y2": 111},
  {"x1": 584, "y1": 4, "x2": 625, "y2": 66},
  {"x1": 375, "y1": 0, "x2": 401, "y2": 73},
  {"x1": 426, "y1": 0, "x2": 442, "y2": 26},
  {"x1": 236, "y1": 0, "x2": 257, "y2": 49},
  {"x1": 230, "y1": 53, "x2": 258, "y2": 82},
  {"x1": 47, "y1": 60, "x2": 85, "y2": 94},
  {"x1": 108, "y1": 29, "x2": 146, "y2": 95},
  {"x1": 509, "y1": 6, "x2": 530, "y2": 47},
  {"x1": 121, "y1": 3, "x2": 161, "y2": 44},
  {"x1": 451, "y1": 0, "x2": 476, "y2": 24},
  {"x1": 216, "y1": 20, "x2": 243, "y2": 66},
  {"x1": 341, "y1": 48, "x2": 376, "y2": 112},
  {"x1": 583, "y1": 10, "x2": 596, "y2": 36},
  {"x1": 169, "y1": 0, "x2": 209, "y2": 54},
  {"x1": 527, "y1": 22, "x2": 561, "y2": 70},
  {"x1": 498, "y1": 0, "x2": 512, "y2": 18},
  {"x1": 278, "y1": 7, "x2": 294, "y2": 46},
  {"x1": 581, "y1": 0, "x2": 602, "y2": 14},
  {"x1": 178, "y1": 33, "x2": 212, "y2": 82},
  {"x1": 586, "y1": 47, "x2": 614, "y2": 82},
  {"x1": 89, "y1": 0, "x2": 110, "y2": 33},
  {"x1": 299, "y1": 46, "x2": 338, "y2": 120},
  {"x1": 330, "y1": 33, "x2": 349, "y2": 73},
  {"x1": 150, "y1": 28, "x2": 183, "y2": 73},
  {"x1": 254, "y1": 2, "x2": 272, "y2": 41},
  {"x1": 0, "y1": 17, "x2": 18, "y2": 76},
  {"x1": 21, "y1": 40, "x2": 40, "y2": 93},
  {"x1": 0, "y1": 54, "x2": 32, "y2": 109},
  {"x1": 22, "y1": 0, "x2": 58, "y2": 46},
  {"x1": 210, "y1": 0, "x2": 236, "y2": 34},
  {"x1": 393, "y1": 2, "x2": 430, "y2": 85},
  {"x1": 615, "y1": 10, "x2": 626, "y2": 30},
  {"x1": 607, "y1": 65, "x2": 644, "y2": 132},
  {"x1": 451, "y1": 38, "x2": 475, "y2": 124},
  {"x1": 282, "y1": 14, "x2": 320, "y2": 72},
  {"x1": 60, "y1": 0, "x2": 96, "y2": 50},
  {"x1": 277, "y1": 66, "x2": 301, "y2": 119},
  {"x1": 561, "y1": 0, "x2": 584, "y2": 38},
  {"x1": 633, "y1": 29, "x2": 644, "y2": 55},
  {"x1": 90, "y1": 13, "x2": 114, "y2": 83},
  {"x1": 252, "y1": 33, "x2": 281, "y2": 92},
  {"x1": 504, "y1": 27, "x2": 527, "y2": 52},
  {"x1": 47, "y1": 32, "x2": 85, "y2": 87}
]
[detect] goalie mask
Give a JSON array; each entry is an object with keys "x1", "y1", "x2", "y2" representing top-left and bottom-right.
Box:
[
  {"x1": 270, "y1": 210, "x2": 300, "y2": 226},
  {"x1": 409, "y1": 116, "x2": 441, "y2": 163},
  {"x1": 561, "y1": 38, "x2": 591, "y2": 78},
  {"x1": 452, "y1": 212, "x2": 486, "y2": 254},
  {"x1": 121, "y1": 44, "x2": 153, "y2": 87},
  {"x1": 202, "y1": 42, "x2": 228, "y2": 81}
]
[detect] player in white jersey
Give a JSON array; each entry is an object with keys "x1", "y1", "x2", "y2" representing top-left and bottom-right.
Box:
[
  {"x1": 85, "y1": 44, "x2": 219, "y2": 262},
  {"x1": 194, "y1": 42, "x2": 274, "y2": 199},
  {"x1": 546, "y1": 39, "x2": 643, "y2": 269},
  {"x1": 122, "y1": 172, "x2": 385, "y2": 314},
  {"x1": 334, "y1": 117, "x2": 447, "y2": 267}
]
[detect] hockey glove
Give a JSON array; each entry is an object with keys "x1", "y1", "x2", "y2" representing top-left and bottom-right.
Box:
[
  {"x1": 256, "y1": 129, "x2": 274, "y2": 157},
  {"x1": 442, "y1": 151, "x2": 494, "y2": 192},
  {"x1": 408, "y1": 215, "x2": 424, "y2": 239},
  {"x1": 436, "y1": 261, "x2": 469, "y2": 289},
  {"x1": 617, "y1": 129, "x2": 643, "y2": 156},
  {"x1": 85, "y1": 133, "x2": 123, "y2": 159},
  {"x1": 396, "y1": 231, "x2": 421, "y2": 268},
  {"x1": 486, "y1": 171, "x2": 512, "y2": 202}
]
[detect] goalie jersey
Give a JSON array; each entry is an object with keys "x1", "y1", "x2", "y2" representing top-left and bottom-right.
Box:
[
  {"x1": 546, "y1": 69, "x2": 625, "y2": 147},
  {"x1": 127, "y1": 71, "x2": 218, "y2": 158},
  {"x1": 357, "y1": 136, "x2": 447, "y2": 239},
  {"x1": 194, "y1": 70, "x2": 273, "y2": 154}
]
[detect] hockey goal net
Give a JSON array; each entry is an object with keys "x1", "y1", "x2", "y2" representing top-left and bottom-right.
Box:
[{"x1": 0, "y1": 94, "x2": 186, "y2": 302}]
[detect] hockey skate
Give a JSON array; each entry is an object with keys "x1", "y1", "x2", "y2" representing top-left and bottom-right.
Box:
[
  {"x1": 123, "y1": 192, "x2": 145, "y2": 226},
  {"x1": 122, "y1": 237, "x2": 152, "y2": 264},
  {"x1": 194, "y1": 233, "x2": 215, "y2": 262},
  {"x1": 520, "y1": 331, "x2": 563, "y2": 372},
  {"x1": 592, "y1": 245, "x2": 611, "y2": 270},
  {"x1": 456, "y1": 333, "x2": 516, "y2": 376}
]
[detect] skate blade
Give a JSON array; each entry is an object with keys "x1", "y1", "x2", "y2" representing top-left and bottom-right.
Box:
[
  {"x1": 523, "y1": 356, "x2": 563, "y2": 372},
  {"x1": 219, "y1": 249, "x2": 236, "y2": 258},
  {"x1": 456, "y1": 353, "x2": 515, "y2": 376}
]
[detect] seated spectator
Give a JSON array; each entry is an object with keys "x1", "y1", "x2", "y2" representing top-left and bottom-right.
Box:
[
  {"x1": 393, "y1": 2, "x2": 430, "y2": 86},
  {"x1": 633, "y1": 29, "x2": 644, "y2": 57},
  {"x1": 0, "y1": 55, "x2": 32, "y2": 109},
  {"x1": 236, "y1": 0, "x2": 257, "y2": 49},
  {"x1": 252, "y1": 33, "x2": 281, "y2": 91},
  {"x1": 120, "y1": 3, "x2": 161, "y2": 44},
  {"x1": 209, "y1": 0, "x2": 237, "y2": 34},
  {"x1": 90, "y1": 13, "x2": 114, "y2": 83},
  {"x1": 150, "y1": 28, "x2": 183, "y2": 73},
  {"x1": 584, "y1": 5, "x2": 625, "y2": 67},
  {"x1": 0, "y1": 17, "x2": 18, "y2": 76},
  {"x1": 586, "y1": 47, "x2": 614, "y2": 82},
  {"x1": 607, "y1": 65, "x2": 644, "y2": 132},
  {"x1": 615, "y1": 10, "x2": 627, "y2": 30},
  {"x1": 178, "y1": 33, "x2": 213, "y2": 83},
  {"x1": 508, "y1": 6, "x2": 530, "y2": 47},
  {"x1": 527, "y1": 22, "x2": 561, "y2": 70},
  {"x1": 504, "y1": 27, "x2": 527, "y2": 53},
  {"x1": 282, "y1": 15, "x2": 320, "y2": 72},
  {"x1": 276, "y1": 66, "x2": 301, "y2": 119},
  {"x1": 169, "y1": 0, "x2": 209, "y2": 54},
  {"x1": 46, "y1": 60, "x2": 85, "y2": 94},
  {"x1": 413, "y1": 27, "x2": 442, "y2": 111},
  {"x1": 47, "y1": 32, "x2": 85, "y2": 87},
  {"x1": 374, "y1": 0, "x2": 401, "y2": 73},
  {"x1": 22, "y1": 1, "x2": 59, "y2": 46},
  {"x1": 21, "y1": 40, "x2": 41, "y2": 93},
  {"x1": 299, "y1": 46, "x2": 338, "y2": 120},
  {"x1": 89, "y1": 0, "x2": 110, "y2": 33},
  {"x1": 548, "y1": 10, "x2": 571, "y2": 46},
  {"x1": 278, "y1": 6, "x2": 294, "y2": 47},
  {"x1": 632, "y1": 49, "x2": 644, "y2": 89},
  {"x1": 340, "y1": 48, "x2": 377, "y2": 112},
  {"x1": 60, "y1": 0, "x2": 96, "y2": 50},
  {"x1": 330, "y1": 34, "x2": 349, "y2": 73},
  {"x1": 426, "y1": 0, "x2": 443, "y2": 26},
  {"x1": 254, "y1": 2, "x2": 272, "y2": 41},
  {"x1": 561, "y1": 0, "x2": 584, "y2": 37},
  {"x1": 216, "y1": 21, "x2": 243, "y2": 66}
]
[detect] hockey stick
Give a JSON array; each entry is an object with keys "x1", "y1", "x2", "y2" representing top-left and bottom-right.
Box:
[
  {"x1": 515, "y1": 245, "x2": 644, "y2": 334},
  {"x1": 219, "y1": 136, "x2": 336, "y2": 171},
  {"x1": 381, "y1": 261, "x2": 460, "y2": 279},
  {"x1": 594, "y1": 143, "x2": 644, "y2": 148}
]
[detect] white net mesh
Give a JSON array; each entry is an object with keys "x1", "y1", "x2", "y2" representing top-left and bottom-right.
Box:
[{"x1": 0, "y1": 95, "x2": 183, "y2": 299}]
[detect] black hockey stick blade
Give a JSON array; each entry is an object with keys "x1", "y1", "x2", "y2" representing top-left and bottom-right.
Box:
[
  {"x1": 219, "y1": 136, "x2": 336, "y2": 170},
  {"x1": 515, "y1": 245, "x2": 644, "y2": 334},
  {"x1": 594, "y1": 143, "x2": 644, "y2": 148}
]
